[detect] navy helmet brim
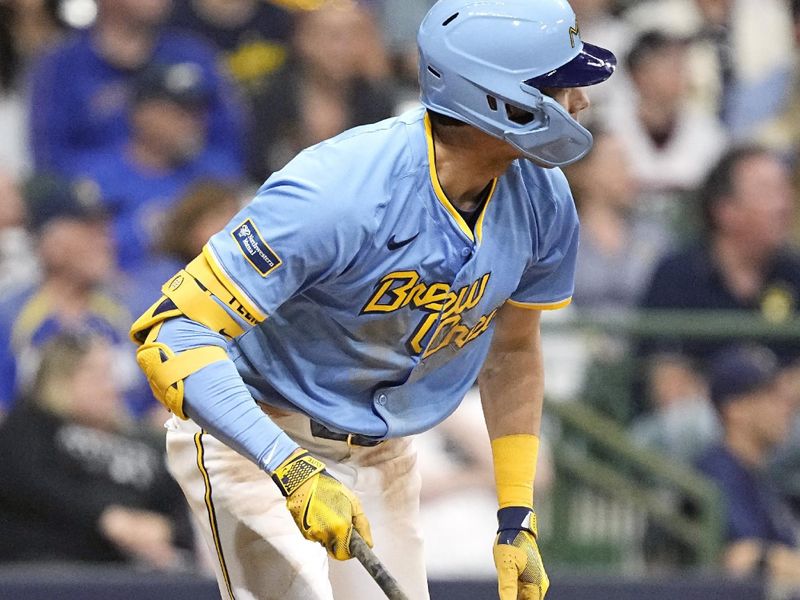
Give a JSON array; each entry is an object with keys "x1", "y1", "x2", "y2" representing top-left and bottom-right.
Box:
[{"x1": 525, "y1": 42, "x2": 617, "y2": 89}]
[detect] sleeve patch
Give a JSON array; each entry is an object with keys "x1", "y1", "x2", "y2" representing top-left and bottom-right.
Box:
[{"x1": 231, "y1": 219, "x2": 283, "y2": 277}]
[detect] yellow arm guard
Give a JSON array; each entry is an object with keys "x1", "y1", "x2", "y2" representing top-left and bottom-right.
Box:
[
  {"x1": 491, "y1": 434, "x2": 540, "y2": 509},
  {"x1": 134, "y1": 324, "x2": 228, "y2": 419},
  {"x1": 129, "y1": 251, "x2": 265, "y2": 419}
]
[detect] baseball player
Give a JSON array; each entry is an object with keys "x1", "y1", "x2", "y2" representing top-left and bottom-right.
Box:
[{"x1": 130, "y1": 1, "x2": 615, "y2": 598}]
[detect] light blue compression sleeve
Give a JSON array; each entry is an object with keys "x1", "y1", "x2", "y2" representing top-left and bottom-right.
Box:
[{"x1": 156, "y1": 316, "x2": 299, "y2": 473}]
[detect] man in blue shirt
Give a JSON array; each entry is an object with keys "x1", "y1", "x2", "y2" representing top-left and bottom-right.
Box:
[
  {"x1": 696, "y1": 346, "x2": 800, "y2": 586},
  {"x1": 0, "y1": 175, "x2": 146, "y2": 417},
  {"x1": 130, "y1": 1, "x2": 616, "y2": 598},
  {"x1": 75, "y1": 62, "x2": 242, "y2": 272},
  {"x1": 29, "y1": 0, "x2": 245, "y2": 175}
]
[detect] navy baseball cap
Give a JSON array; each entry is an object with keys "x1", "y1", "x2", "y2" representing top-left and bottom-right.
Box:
[
  {"x1": 708, "y1": 346, "x2": 780, "y2": 409},
  {"x1": 132, "y1": 62, "x2": 212, "y2": 108},
  {"x1": 24, "y1": 174, "x2": 106, "y2": 234}
]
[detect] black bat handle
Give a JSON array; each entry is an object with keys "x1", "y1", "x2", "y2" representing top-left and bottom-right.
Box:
[{"x1": 349, "y1": 531, "x2": 410, "y2": 600}]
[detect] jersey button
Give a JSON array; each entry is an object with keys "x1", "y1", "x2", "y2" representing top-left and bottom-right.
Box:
[
  {"x1": 461, "y1": 247, "x2": 471, "y2": 257},
  {"x1": 376, "y1": 393, "x2": 388, "y2": 406}
]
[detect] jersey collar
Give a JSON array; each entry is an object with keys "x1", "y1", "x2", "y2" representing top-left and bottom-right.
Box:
[{"x1": 424, "y1": 113, "x2": 497, "y2": 244}]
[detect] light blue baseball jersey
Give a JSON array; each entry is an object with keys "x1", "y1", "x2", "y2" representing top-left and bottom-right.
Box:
[{"x1": 204, "y1": 107, "x2": 579, "y2": 439}]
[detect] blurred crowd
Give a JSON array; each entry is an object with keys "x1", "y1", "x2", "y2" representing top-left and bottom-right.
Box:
[{"x1": 0, "y1": 0, "x2": 799, "y2": 591}]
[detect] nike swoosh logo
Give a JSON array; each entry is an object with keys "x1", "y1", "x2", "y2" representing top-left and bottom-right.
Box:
[
  {"x1": 387, "y1": 233, "x2": 419, "y2": 251},
  {"x1": 302, "y1": 499, "x2": 312, "y2": 531}
]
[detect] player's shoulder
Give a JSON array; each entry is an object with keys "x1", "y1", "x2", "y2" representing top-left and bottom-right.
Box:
[
  {"x1": 508, "y1": 160, "x2": 577, "y2": 231},
  {"x1": 262, "y1": 109, "x2": 427, "y2": 215},
  {"x1": 513, "y1": 160, "x2": 573, "y2": 206},
  {"x1": 298, "y1": 108, "x2": 425, "y2": 179}
]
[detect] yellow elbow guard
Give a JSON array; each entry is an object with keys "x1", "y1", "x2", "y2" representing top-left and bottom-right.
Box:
[
  {"x1": 491, "y1": 434, "x2": 540, "y2": 509},
  {"x1": 128, "y1": 251, "x2": 265, "y2": 418},
  {"x1": 135, "y1": 324, "x2": 228, "y2": 419},
  {"x1": 129, "y1": 252, "x2": 264, "y2": 346}
]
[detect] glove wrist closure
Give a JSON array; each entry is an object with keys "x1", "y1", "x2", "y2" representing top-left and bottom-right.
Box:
[
  {"x1": 271, "y1": 450, "x2": 325, "y2": 497},
  {"x1": 497, "y1": 506, "x2": 538, "y2": 541}
]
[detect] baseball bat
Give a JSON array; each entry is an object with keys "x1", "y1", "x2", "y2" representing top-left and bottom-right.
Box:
[{"x1": 349, "y1": 531, "x2": 410, "y2": 600}]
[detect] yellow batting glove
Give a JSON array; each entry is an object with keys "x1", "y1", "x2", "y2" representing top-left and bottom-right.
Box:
[
  {"x1": 493, "y1": 507, "x2": 549, "y2": 600},
  {"x1": 272, "y1": 449, "x2": 373, "y2": 560}
]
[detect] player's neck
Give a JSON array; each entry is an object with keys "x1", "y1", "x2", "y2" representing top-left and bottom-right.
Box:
[{"x1": 432, "y1": 127, "x2": 518, "y2": 211}]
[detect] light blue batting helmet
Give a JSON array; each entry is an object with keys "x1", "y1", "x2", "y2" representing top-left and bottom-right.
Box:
[{"x1": 418, "y1": 0, "x2": 616, "y2": 167}]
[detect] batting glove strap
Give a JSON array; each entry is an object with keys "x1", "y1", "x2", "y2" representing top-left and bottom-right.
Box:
[
  {"x1": 497, "y1": 506, "x2": 539, "y2": 537},
  {"x1": 271, "y1": 450, "x2": 326, "y2": 497},
  {"x1": 497, "y1": 506, "x2": 538, "y2": 544}
]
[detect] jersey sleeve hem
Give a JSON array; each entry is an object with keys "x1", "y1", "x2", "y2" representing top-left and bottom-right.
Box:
[
  {"x1": 203, "y1": 244, "x2": 269, "y2": 322},
  {"x1": 506, "y1": 297, "x2": 573, "y2": 311}
]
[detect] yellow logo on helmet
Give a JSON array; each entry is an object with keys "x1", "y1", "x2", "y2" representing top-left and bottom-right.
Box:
[{"x1": 569, "y1": 18, "x2": 580, "y2": 48}]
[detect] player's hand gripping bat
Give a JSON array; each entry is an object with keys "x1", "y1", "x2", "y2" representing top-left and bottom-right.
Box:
[{"x1": 273, "y1": 450, "x2": 410, "y2": 598}]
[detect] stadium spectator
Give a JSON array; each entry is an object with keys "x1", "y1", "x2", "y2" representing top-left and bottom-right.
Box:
[
  {"x1": 566, "y1": 128, "x2": 672, "y2": 311},
  {"x1": 123, "y1": 179, "x2": 243, "y2": 318},
  {"x1": 246, "y1": 0, "x2": 396, "y2": 181},
  {"x1": 606, "y1": 30, "x2": 726, "y2": 196},
  {"x1": 639, "y1": 146, "x2": 800, "y2": 411},
  {"x1": 624, "y1": 0, "x2": 794, "y2": 122},
  {"x1": 0, "y1": 0, "x2": 65, "y2": 178},
  {"x1": 0, "y1": 174, "x2": 142, "y2": 417},
  {"x1": 29, "y1": 0, "x2": 246, "y2": 175},
  {"x1": 0, "y1": 332, "x2": 193, "y2": 569},
  {"x1": 0, "y1": 171, "x2": 37, "y2": 295},
  {"x1": 168, "y1": 0, "x2": 294, "y2": 99},
  {"x1": 631, "y1": 353, "x2": 719, "y2": 463},
  {"x1": 727, "y1": 0, "x2": 800, "y2": 150},
  {"x1": 696, "y1": 346, "x2": 800, "y2": 587},
  {"x1": 75, "y1": 62, "x2": 242, "y2": 272}
]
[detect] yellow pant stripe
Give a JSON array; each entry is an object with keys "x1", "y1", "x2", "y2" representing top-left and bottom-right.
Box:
[{"x1": 194, "y1": 431, "x2": 236, "y2": 600}]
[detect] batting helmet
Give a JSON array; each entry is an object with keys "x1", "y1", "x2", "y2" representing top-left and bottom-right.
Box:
[{"x1": 418, "y1": 0, "x2": 616, "y2": 167}]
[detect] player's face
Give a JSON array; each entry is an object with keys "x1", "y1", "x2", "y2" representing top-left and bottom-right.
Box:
[{"x1": 540, "y1": 87, "x2": 590, "y2": 121}]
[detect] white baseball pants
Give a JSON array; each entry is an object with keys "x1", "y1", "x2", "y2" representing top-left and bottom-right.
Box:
[{"x1": 165, "y1": 413, "x2": 430, "y2": 600}]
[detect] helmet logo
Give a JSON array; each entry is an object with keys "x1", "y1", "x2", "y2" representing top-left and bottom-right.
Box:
[{"x1": 569, "y1": 18, "x2": 580, "y2": 48}]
